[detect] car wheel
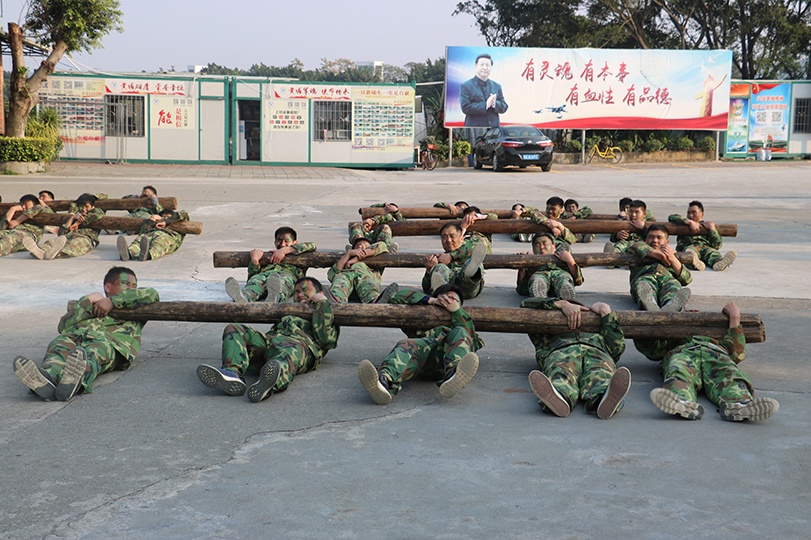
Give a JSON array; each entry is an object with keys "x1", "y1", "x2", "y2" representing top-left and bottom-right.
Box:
[
  {"x1": 519, "y1": 165, "x2": 527, "y2": 169},
  {"x1": 473, "y1": 154, "x2": 483, "y2": 169},
  {"x1": 493, "y1": 153, "x2": 504, "y2": 172},
  {"x1": 541, "y1": 163, "x2": 552, "y2": 172}
]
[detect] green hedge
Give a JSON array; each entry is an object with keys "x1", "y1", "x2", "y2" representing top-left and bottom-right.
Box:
[{"x1": 0, "y1": 137, "x2": 60, "y2": 163}]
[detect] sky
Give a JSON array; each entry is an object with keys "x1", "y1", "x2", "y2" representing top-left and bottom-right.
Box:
[{"x1": 1, "y1": 0, "x2": 487, "y2": 74}]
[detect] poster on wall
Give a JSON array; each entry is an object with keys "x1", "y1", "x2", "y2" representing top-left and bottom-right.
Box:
[
  {"x1": 747, "y1": 83, "x2": 790, "y2": 154},
  {"x1": 38, "y1": 77, "x2": 106, "y2": 145},
  {"x1": 150, "y1": 96, "x2": 195, "y2": 129},
  {"x1": 726, "y1": 83, "x2": 751, "y2": 154},
  {"x1": 445, "y1": 47, "x2": 732, "y2": 130},
  {"x1": 352, "y1": 87, "x2": 415, "y2": 151},
  {"x1": 267, "y1": 100, "x2": 308, "y2": 131}
]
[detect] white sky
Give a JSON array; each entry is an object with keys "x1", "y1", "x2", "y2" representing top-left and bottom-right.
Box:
[{"x1": 1, "y1": 0, "x2": 486, "y2": 73}]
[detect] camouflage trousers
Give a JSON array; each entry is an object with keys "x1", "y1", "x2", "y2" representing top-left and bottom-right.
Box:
[
  {"x1": 660, "y1": 344, "x2": 753, "y2": 405},
  {"x1": 44, "y1": 234, "x2": 97, "y2": 258},
  {"x1": 41, "y1": 334, "x2": 129, "y2": 394},
  {"x1": 329, "y1": 270, "x2": 381, "y2": 303},
  {"x1": 539, "y1": 344, "x2": 618, "y2": 412},
  {"x1": 348, "y1": 223, "x2": 393, "y2": 247},
  {"x1": 529, "y1": 269, "x2": 575, "y2": 298},
  {"x1": 378, "y1": 326, "x2": 475, "y2": 395},
  {"x1": 575, "y1": 233, "x2": 596, "y2": 243},
  {"x1": 244, "y1": 269, "x2": 297, "y2": 302},
  {"x1": 0, "y1": 230, "x2": 35, "y2": 256},
  {"x1": 685, "y1": 245, "x2": 723, "y2": 268},
  {"x1": 631, "y1": 273, "x2": 682, "y2": 307},
  {"x1": 129, "y1": 231, "x2": 183, "y2": 260},
  {"x1": 611, "y1": 239, "x2": 635, "y2": 253},
  {"x1": 221, "y1": 323, "x2": 316, "y2": 393},
  {"x1": 422, "y1": 264, "x2": 483, "y2": 299}
]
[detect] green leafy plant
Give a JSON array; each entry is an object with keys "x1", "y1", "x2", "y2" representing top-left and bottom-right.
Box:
[
  {"x1": 697, "y1": 136, "x2": 716, "y2": 152},
  {"x1": 0, "y1": 136, "x2": 59, "y2": 162}
]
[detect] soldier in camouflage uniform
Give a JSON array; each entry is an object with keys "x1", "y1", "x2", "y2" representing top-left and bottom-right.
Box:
[
  {"x1": 604, "y1": 199, "x2": 648, "y2": 255},
  {"x1": 25, "y1": 193, "x2": 105, "y2": 259},
  {"x1": 422, "y1": 222, "x2": 487, "y2": 299},
  {"x1": 635, "y1": 302, "x2": 779, "y2": 422},
  {"x1": 459, "y1": 205, "x2": 499, "y2": 253},
  {"x1": 668, "y1": 200, "x2": 736, "y2": 272},
  {"x1": 327, "y1": 238, "x2": 399, "y2": 303},
  {"x1": 12, "y1": 266, "x2": 160, "y2": 401},
  {"x1": 0, "y1": 194, "x2": 56, "y2": 257},
  {"x1": 563, "y1": 198, "x2": 596, "y2": 243},
  {"x1": 225, "y1": 226, "x2": 316, "y2": 303},
  {"x1": 197, "y1": 277, "x2": 339, "y2": 403},
  {"x1": 117, "y1": 209, "x2": 190, "y2": 261},
  {"x1": 626, "y1": 224, "x2": 692, "y2": 312},
  {"x1": 433, "y1": 201, "x2": 468, "y2": 216},
  {"x1": 358, "y1": 284, "x2": 482, "y2": 404},
  {"x1": 516, "y1": 233, "x2": 583, "y2": 301},
  {"x1": 124, "y1": 185, "x2": 163, "y2": 219},
  {"x1": 524, "y1": 298, "x2": 631, "y2": 419},
  {"x1": 515, "y1": 204, "x2": 577, "y2": 247},
  {"x1": 349, "y1": 202, "x2": 402, "y2": 251}
]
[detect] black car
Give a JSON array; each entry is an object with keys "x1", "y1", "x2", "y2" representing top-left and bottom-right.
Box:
[{"x1": 473, "y1": 125, "x2": 554, "y2": 172}]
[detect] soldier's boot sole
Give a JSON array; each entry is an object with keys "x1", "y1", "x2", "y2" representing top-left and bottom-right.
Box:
[
  {"x1": 247, "y1": 360, "x2": 281, "y2": 403},
  {"x1": 430, "y1": 271, "x2": 447, "y2": 293},
  {"x1": 358, "y1": 359, "x2": 392, "y2": 405},
  {"x1": 720, "y1": 397, "x2": 779, "y2": 422},
  {"x1": 636, "y1": 282, "x2": 660, "y2": 311},
  {"x1": 373, "y1": 282, "x2": 399, "y2": 304},
  {"x1": 661, "y1": 288, "x2": 691, "y2": 312},
  {"x1": 650, "y1": 388, "x2": 704, "y2": 420},
  {"x1": 44, "y1": 236, "x2": 67, "y2": 260},
  {"x1": 264, "y1": 274, "x2": 282, "y2": 303},
  {"x1": 196, "y1": 364, "x2": 247, "y2": 396},
  {"x1": 528, "y1": 370, "x2": 570, "y2": 417},
  {"x1": 529, "y1": 280, "x2": 548, "y2": 298},
  {"x1": 713, "y1": 250, "x2": 737, "y2": 271},
  {"x1": 55, "y1": 347, "x2": 88, "y2": 401},
  {"x1": 439, "y1": 352, "x2": 479, "y2": 399},
  {"x1": 559, "y1": 282, "x2": 576, "y2": 301},
  {"x1": 464, "y1": 242, "x2": 487, "y2": 278},
  {"x1": 13, "y1": 356, "x2": 56, "y2": 401},
  {"x1": 225, "y1": 277, "x2": 248, "y2": 303},
  {"x1": 117, "y1": 235, "x2": 130, "y2": 261},
  {"x1": 687, "y1": 248, "x2": 705, "y2": 271},
  {"x1": 597, "y1": 366, "x2": 632, "y2": 420},
  {"x1": 138, "y1": 236, "x2": 150, "y2": 261},
  {"x1": 22, "y1": 236, "x2": 46, "y2": 259}
]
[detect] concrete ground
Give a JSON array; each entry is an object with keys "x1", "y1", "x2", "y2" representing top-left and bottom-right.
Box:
[{"x1": 1, "y1": 159, "x2": 809, "y2": 539}]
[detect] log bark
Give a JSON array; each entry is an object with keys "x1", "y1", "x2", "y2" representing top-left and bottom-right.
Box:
[
  {"x1": 24, "y1": 214, "x2": 202, "y2": 235},
  {"x1": 107, "y1": 302, "x2": 766, "y2": 343},
  {"x1": 0, "y1": 197, "x2": 178, "y2": 214},
  {"x1": 360, "y1": 207, "x2": 693, "y2": 222},
  {"x1": 381, "y1": 219, "x2": 737, "y2": 237},
  {"x1": 213, "y1": 250, "x2": 696, "y2": 269}
]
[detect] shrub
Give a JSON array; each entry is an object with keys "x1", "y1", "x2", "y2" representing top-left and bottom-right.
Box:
[
  {"x1": 674, "y1": 136, "x2": 694, "y2": 151},
  {"x1": 452, "y1": 139, "x2": 471, "y2": 157},
  {"x1": 643, "y1": 137, "x2": 666, "y2": 152},
  {"x1": 0, "y1": 137, "x2": 59, "y2": 163},
  {"x1": 617, "y1": 139, "x2": 635, "y2": 153},
  {"x1": 697, "y1": 136, "x2": 716, "y2": 152},
  {"x1": 566, "y1": 139, "x2": 582, "y2": 153}
]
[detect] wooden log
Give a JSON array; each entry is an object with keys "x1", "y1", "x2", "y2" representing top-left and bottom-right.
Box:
[
  {"x1": 0, "y1": 197, "x2": 178, "y2": 213},
  {"x1": 24, "y1": 214, "x2": 202, "y2": 235},
  {"x1": 381, "y1": 219, "x2": 737, "y2": 237},
  {"x1": 106, "y1": 301, "x2": 766, "y2": 343},
  {"x1": 212, "y1": 250, "x2": 696, "y2": 269},
  {"x1": 360, "y1": 207, "x2": 692, "y2": 222}
]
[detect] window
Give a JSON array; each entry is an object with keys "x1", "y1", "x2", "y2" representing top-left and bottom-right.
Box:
[
  {"x1": 794, "y1": 98, "x2": 811, "y2": 134},
  {"x1": 104, "y1": 95, "x2": 144, "y2": 137},
  {"x1": 313, "y1": 101, "x2": 351, "y2": 141}
]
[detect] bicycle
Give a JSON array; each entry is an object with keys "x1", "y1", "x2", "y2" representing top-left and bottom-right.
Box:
[
  {"x1": 586, "y1": 141, "x2": 623, "y2": 164},
  {"x1": 420, "y1": 143, "x2": 438, "y2": 170}
]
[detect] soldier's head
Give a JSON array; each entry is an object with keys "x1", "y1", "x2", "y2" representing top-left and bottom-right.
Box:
[
  {"x1": 618, "y1": 197, "x2": 633, "y2": 213},
  {"x1": 546, "y1": 197, "x2": 565, "y2": 219},
  {"x1": 439, "y1": 222, "x2": 464, "y2": 252},
  {"x1": 38, "y1": 190, "x2": 55, "y2": 202},
  {"x1": 462, "y1": 205, "x2": 482, "y2": 216},
  {"x1": 274, "y1": 226, "x2": 298, "y2": 249},
  {"x1": 141, "y1": 185, "x2": 158, "y2": 198},
  {"x1": 454, "y1": 201, "x2": 469, "y2": 210},
  {"x1": 104, "y1": 266, "x2": 137, "y2": 297},
  {"x1": 645, "y1": 223, "x2": 670, "y2": 249},
  {"x1": 628, "y1": 200, "x2": 647, "y2": 222},
  {"x1": 564, "y1": 199, "x2": 579, "y2": 213},
  {"x1": 293, "y1": 276, "x2": 323, "y2": 302},
  {"x1": 432, "y1": 283, "x2": 464, "y2": 306},
  {"x1": 532, "y1": 233, "x2": 556, "y2": 255},
  {"x1": 19, "y1": 194, "x2": 40, "y2": 210},
  {"x1": 74, "y1": 193, "x2": 98, "y2": 214},
  {"x1": 352, "y1": 237, "x2": 371, "y2": 250},
  {"x1": 687, "y1": 200, "x2": 704, "y2": 222}
]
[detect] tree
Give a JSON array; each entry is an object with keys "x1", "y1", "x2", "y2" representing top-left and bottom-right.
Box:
[{"x1": 6, "y1": 0, "x2": 123, "y2": 138}]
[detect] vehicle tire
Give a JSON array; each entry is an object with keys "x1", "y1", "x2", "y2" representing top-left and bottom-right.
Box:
[
  {"x1": 473, "y1": 154, "x2": 483, "y2": 169},
  {"x1": 492, "y1": 153, "x2": 504, "y2": 172},
  {"x1": 541, "y1": 163, "x2": 552, "y2": 172},
  {"x1": 425, "y1": 152, "x2": 437, "y2": 170},
  {"x1": 586, "y1": 149, "x2": 595, "y2": 164},
  {"x1": 519, "y1": 165, "x2": 527, "y2": 169},
  {"x1": 611, "y1": 148, "x2": 623, "y2": 164}
]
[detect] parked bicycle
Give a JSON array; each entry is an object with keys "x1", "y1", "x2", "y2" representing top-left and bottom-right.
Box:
[
  {"x1": 420, "y1": 143, "x2": 438, "y2": 170},
  {"x1": 586, "y1": 141, "x2": 623, "y2": 164}
]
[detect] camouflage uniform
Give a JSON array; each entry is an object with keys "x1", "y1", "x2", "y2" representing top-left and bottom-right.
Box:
[
  {"x1": 328, "y1": 241, "x2": 388, "y2": 303},
  {"x1": 421, "y1": 238, "x2": 484, "y2": 299},
  {"x1": 348, "y1": 221, "x2": 395, "y2": 249},
  {"x1": 124, "y1": 194, "x2": 164, "y2": 219},
  {"x1": 523, "y1": 207, "x2": 577, "y2": 246},
  {"x1": 41, "y1": 207, "x2": 105, "y2": 258},
  {"x1": 668, "y1": 213, "x2": 724, "y2": 267},
  {"x1": 220, "y1": 299, "x2": 338, "y2": 393},
  {"x1": 0, "y1": 204, "x2": 52, "y2": 256},
  {"x1": 517, "y1": 260, "x2": 583, "y2": 298},
  {"x1": 39, "y1": 287, "x2": 160, "y2": 393},
  {"x1": 626, "y1": 241, "x2": 692, "y2": 306},
  {"x1": 634, "y1": 326, "x2": 755, "y2": 406},
  {"x1": 524, "y1": 297, "x2": 626, "y2": 412},
  {"x1": 564, "y1": 206, "x2": 596, "y2": 243},
  {"x1": 375, "y1": 290, "x2": 483, "y2": 395},
  {"x1": 242, "y1": 242, "x2": 317, "y2": 302},
  {"x1": 127, "y1": 211, "x2": 189, "y2": 260}
]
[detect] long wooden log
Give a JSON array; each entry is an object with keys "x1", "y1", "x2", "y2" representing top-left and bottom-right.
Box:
[
  {"x1": 25, "y1": 214, "x2": 202, "y2": 235},
  {"x1": 212, "y1": 250, "x2": 696, "y2": 269},
  {"x1": 360, "y1": 207, "x2": 683, "y2": 222},
  {"x1": 107, "y1": 302, "x2": 766, "y2": 343},
  {"x1": 0, "y1": 197, "x2": 177, "y2": 213},
  {"x1": 380, "y1": 219, "x2": 737, "y2": 237}
]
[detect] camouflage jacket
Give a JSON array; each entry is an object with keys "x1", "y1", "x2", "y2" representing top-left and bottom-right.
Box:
[
  {"x1": 522, "y1": 207, "x2": 576, "y2": 245},
  {"x1": 60, "y1": 206, "x2": 105, "y2": 243},
  {"x1": 328, "y1": 241, "x2": 388, "y2": 281},
  {"x1": 625, "y1": 241, "x2": 692, "y2": 286},
  {"x1": 563, "y1": 206, "x2": 593, "y2": 220},
  {"x1": 124, "y1": 194, "x2": 164, "y2": 219},
  {"x1": 516, "y1": 262, "x2": 584, "y2": 296},
  {"x1": 138, "y1": 210, "x2": 189, "y2": 237},
  {"x1": 268, "y1": 299, "x2": 339, "y2": 361},
  {"x1": 522, "y1": 297, "x2": 625, "y2": 363},
  {"x1": 441, "y1": 238, "x2": 481, "y2": 272},
  {"x1": 634, "y1": 325, "x2": 746, "y2": 365},
  {"x1": 58, "y1": 287, "x2": 160, "y2": 364},
  {"x1": 668, "y1": 214, "x2": 723, "y2": 251},
  {"x1": 388, "y1": 290, "x2": 484, "y2": 350},
  {"x1": 369, "y1": 202, "x2": 405, "y2": 223},
  {"x1": 1, "y1": 204, "x2": 53, "y2": 242},
  {"x1": 247, "y1": 241, "x2": 317, "y2": 280}
]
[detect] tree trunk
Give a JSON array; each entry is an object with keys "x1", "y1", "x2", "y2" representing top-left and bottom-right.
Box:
[
  {"x1": 212, "y1": 250, "x2": 697, "y2": 269},
  {"x1": 25, "y1": 214, "x2": 202, "y2": 235},
  {"x1": 0, "y1": 197, "x2": 178, "y2": 213},
  {"x1": 106, "y1": 301, "x2": 766, "y2": 343}
]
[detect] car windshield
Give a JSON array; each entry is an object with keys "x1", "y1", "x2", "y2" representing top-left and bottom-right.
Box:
[{"x1": 504, "y1": 126, "x2": 542, "y2": 138}]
